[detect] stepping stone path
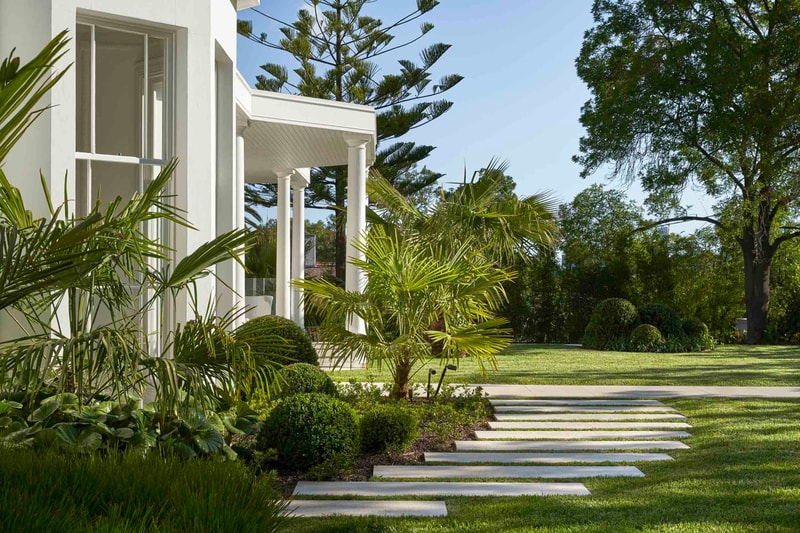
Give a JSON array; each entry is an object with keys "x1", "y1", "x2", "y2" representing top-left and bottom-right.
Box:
[{"x1": 289, "y1": 397, "x2": 692, "y2": 518}]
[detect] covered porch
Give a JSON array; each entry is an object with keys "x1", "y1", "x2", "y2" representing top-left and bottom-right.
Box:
[{"x1": 232, "y1": 73, "x2": 376, "y2": 332}]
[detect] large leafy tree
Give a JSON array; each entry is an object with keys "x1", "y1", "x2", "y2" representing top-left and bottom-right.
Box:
[
  {"x1": 239, "y1": 0, "x2": 462, "y2": 280},
  {"x1": 575, "y1": 0, "x2": 800, "y2": 343}
]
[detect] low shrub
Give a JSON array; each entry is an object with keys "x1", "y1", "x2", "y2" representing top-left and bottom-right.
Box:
[
  {"x1": 277, "y1": 363, "x2": 337, "y2": 397},
  {"x1": 360, "y1": 404, "x2": 418, "y2": 454},
  {"x1": 630, "y1": 324, "x2": 663, "y2": 350},
  {"x1": 583, "y1": 298, "x2": 639, "y2": 349},
  {"x1": 683, "y1": 317, "x2": 710, "y2": 338},
  {"x1": 638, "y1": 303, "x2": 683, "y2": 338},
  {"x1": 258, "y1": 393, "x2": 358, "y2": 472},
  {"x1": 235, "y1": 315, "x2": 318, "y2": 366},
  {"x1": 0, "y1": 449, "x2": 288, "y2": 533}
]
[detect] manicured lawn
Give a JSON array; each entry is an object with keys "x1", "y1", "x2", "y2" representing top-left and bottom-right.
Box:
[
  {"x1": 330, "y1": 344, "x2": 800, "y2": 386},
  {"x1": 287, "y1": 399, "x2": 800, "y2": 532}
]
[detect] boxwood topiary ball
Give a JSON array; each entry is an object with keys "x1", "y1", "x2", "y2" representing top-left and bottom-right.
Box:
[
  {"x1": 258, "y1": 393, "x2": 358, "y2": 472},
  {"x1": 234, "y1": 315, "x2": 318, "y2": 366},
  {"x1": 630, "y1": 323, "x2": 663, "y2": 350},
  {"x1": 278, "y1": 363, "x2": 337, "y2": 397},
  {"x1": 583, "y1": 298, "x2": 639, "y2": 349}
]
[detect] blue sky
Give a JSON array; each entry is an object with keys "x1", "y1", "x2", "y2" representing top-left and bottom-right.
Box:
[{"x1": 236, "y1": 0, "x2": 713, "y2": 225}]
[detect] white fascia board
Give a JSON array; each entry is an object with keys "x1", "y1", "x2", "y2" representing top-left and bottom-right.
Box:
[
  {"x1": 235, "y1": 70, "x2": 253, "y2": 118},
  {"x1": 249, "y1": 88, "x2": 376, "y2": 138},
  {"x1": 235, "y1": 0, "x2": 260, "y2": 11}
]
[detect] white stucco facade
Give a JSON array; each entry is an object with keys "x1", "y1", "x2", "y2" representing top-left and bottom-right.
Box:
[{"x1": 0, "y1": 0, "x2": 376, "y2": 334}]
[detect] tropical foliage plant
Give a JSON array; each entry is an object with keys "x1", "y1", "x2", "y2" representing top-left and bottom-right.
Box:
[
  {"x1": 299, "y1": 161, "x2": 558, "y2": 398},
  {"x1": 0, "y1": 33, "x2": 277, "y2": 420}
]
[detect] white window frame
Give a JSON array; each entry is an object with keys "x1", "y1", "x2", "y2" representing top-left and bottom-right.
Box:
[{"x1": 74, "y1": 17, "x2": 177, "y2": 354}]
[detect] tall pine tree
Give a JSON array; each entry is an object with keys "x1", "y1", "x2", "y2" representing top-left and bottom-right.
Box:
[{"x1": 239, "y1": 0, "x2": 462, "y2": 279}]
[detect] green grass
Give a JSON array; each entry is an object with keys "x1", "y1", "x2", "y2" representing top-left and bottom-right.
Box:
[
  {"x1": 330, "y1": 344, "x2": 800, "y2": 386},
  {"x1": 286, "y1": 398, "x2": 800, "y2": 532}
]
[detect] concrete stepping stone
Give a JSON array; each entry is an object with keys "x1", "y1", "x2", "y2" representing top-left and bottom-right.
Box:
[
  {"x1": 489, "y1": 421, "x2": 691, "y2": 430},
  {"x1": 373, "y1": 465, "x2": 645, "y2": 479},
  {"x1": 494, "y1": 405, "x2": 677, "y2": 413},
  {"x1": 294, "y1": 481, "x2": 591, "y2": 497},
  {"x1": 288, "y1": 499, "x2": 447, "y2": 517},
  {"x1": 477, "y1": 430, "x2": 691, "y2": 440},
  {"x1": 457, "y1": 440, "x2": 690, "y2": 451},
  {"x1": 490, "y1": 399, "x2": 665, "y2": 406},
  {"x1": 424, "y1": 452, "x2": 674, "y2": 464},
  {"x1": 494, "y1": 413, "x2": 686, "y2": 421}
]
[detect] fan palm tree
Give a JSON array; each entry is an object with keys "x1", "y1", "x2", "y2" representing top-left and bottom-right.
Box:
[{"x1": 299, "y1": 163, "x2": 559, "y2": 398}]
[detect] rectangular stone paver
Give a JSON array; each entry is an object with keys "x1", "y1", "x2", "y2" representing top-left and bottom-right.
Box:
[
  {"x1": 373, "y1": 465, "x2": 645, "y2": 479},
  {"x1": 476, "y1": 430, "x2": 691, "y2": 440},
  {"x1": 288, "y1": 500, "x2": 448, "y2": 518},
  {"x1": 490, "y1": 399, "x2": 665, "y2": 406},
  {"x1": 457, "y1": 440, "x2": 690, "y2": 451},
  {"x1": 424, "y1": 452, "x2": 674, "y2": 463},
  {"x1": 494, "y1": 413, "x2": 686, "y2": 421},
  {"x1": 294, "y1": 481, "x2": 591, "y2": 497},
  {"x1": 489, "y1": 421, "x2": 691, "y2": 430},
  {"x1": 494, "y1": 405, "x2": 677, "y2": 413}
]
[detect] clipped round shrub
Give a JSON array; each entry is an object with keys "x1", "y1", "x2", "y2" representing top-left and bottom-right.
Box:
[
  {"x1": 359, "y1": 404, "x2": 418, "y2": 454},
  {"x1": 583, "y1": 298, "x2": 639, "y2": 349},
  {"x1": 638, "y1": 304, "x2": 683, "y2": 338},
  {"x1": 258, "y1": 393, "x2": 358, "y2": 472},
  {"x1": 278, "y1": 363, "x2": 337, "y2": 397},
  {"x1": 234, "y1": 315, "x2": 318, "y2": 366},
  {"x1": 630, "y1": 324, "x2": 663, "y2": 349},
  {"x1": 683, "y1": 317, "x2": 709, "y2": 338}
]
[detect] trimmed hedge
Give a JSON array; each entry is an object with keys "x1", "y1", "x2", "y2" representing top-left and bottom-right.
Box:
[
  {"x1": 277, "y1": 363, "x2": 337, "y2": 397},
  {"x1": 583, "y1": 298, "x2": 639, "y2": 349},
  {"x1": 638, "y1": 304, "x2": 683, "y2": 338},
  {"x1": 630, "y1": 324, "x2": 663, "y2": 350},
  {"x1": 234, "y1": 315, "x2": 318, "y2": 366},
  {"x1": 683, "y1": 317, "x2": 710, "y2": 338},
  {"x1": 258, "y1": 393, "x2": 358, "y2": 472},
  {"x1": 360, "y1": 404, "x2": 418, "y2": 454}
]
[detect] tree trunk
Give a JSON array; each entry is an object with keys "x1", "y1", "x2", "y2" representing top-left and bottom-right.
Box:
[
  {"x1": 741, "y1": 230, "x2": 772, "y2": 345},
  {"x1": 391, "y1": 353, "x2": 413, "y2": 400}
]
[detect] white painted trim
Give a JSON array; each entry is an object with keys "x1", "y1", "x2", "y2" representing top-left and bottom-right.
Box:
[{"x1": 75, "y1": 152, "x2": 170, "y2": 166}]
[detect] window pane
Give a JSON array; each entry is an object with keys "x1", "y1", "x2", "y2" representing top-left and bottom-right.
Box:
[
  {"x1": 148, "y1": 36, "x2": 167, "y2": 159},
  {"x1": 95, "y1": 27, "x2": 145, "y2": 158},
  {"x1": 90, "y1": 161, "x2": 140, "y2": 213},
  {"x1": 75, "y1": 24, "x2": 91, "y2": 153},
  {"x1": 75, "y1": 159, "x2": 89, "y2": 216}
]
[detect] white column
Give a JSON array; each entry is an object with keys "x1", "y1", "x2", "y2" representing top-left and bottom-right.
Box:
[
  {"x1": 234, "y1": 130, "x2": 247, "y2": 327},
  {"x1": 291, "y1": 185, "x2": 306, "y2": 328},
  {"x1": 275, "y1": 169, "x2": 293, "y2": 319},
  {"x1": 345, "y1": 137, "x2": 369, "y2": 334}
]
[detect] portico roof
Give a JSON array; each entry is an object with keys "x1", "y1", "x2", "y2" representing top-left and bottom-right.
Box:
[{"x1": 235, "y1": 72, "x2": 376, "y2": 184}]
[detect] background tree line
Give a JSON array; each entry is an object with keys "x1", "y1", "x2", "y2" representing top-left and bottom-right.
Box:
[{"x1": 504, "y1": 184, "x2": 800, "y2": 344}]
